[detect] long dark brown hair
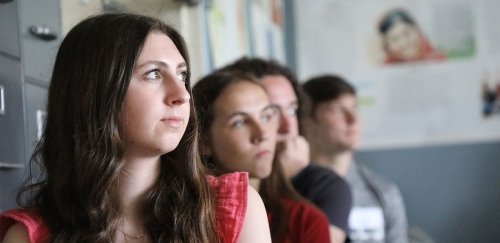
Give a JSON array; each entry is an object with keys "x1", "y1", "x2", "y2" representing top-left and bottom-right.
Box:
[
  {"x1": 17, "y1": 13, "x2": 218, "y2": 242},
  {"x1": 193, "y1": 70, "x2": 304, "y2": 242}
]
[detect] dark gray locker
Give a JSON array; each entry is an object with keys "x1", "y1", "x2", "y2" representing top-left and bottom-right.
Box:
[
  {"x1": 0, "y1": 55, "x2": 25, "y2": 168},
  {"x1": 18, "y1": 0, "x2": 61, "y2": 85},
  {"x1": 24, "y1": 80, "x2": 47, "y2": 160},
  {"x1": 0, "y1": 168, "x2": 25, "y2": 211},
  {"x1": 0, "y1": 1, "x2": 25, "y2": 211},
  {"x1": 0, "y1": 1, "x2": 20, "y2": 58}
]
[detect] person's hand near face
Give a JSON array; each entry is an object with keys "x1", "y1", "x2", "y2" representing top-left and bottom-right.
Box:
[{"x1": 275, "y1": 135, "x2": 310, "y2": 178}]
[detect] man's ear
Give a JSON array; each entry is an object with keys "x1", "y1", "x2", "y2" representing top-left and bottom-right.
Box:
[
  {"x1": 302, "y1": 117, "x2": 316, "y2": 137},
  {"x1": 302, "y1": 117, "x2": 314, "y2": 128}
]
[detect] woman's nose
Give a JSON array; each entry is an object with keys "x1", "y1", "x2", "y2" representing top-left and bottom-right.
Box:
[
  {"x1": 165, "y1": 79, "x2": 190, "y2": 106},
  {"x1": 251, "y1": 122, "x2": 270, "y2": 144}
]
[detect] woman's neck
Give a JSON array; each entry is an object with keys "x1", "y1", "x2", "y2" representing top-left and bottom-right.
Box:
[
  {"x1": 312, "y1": 150, "x2": 353, "y2": 177},
  {"x1": 118, "y1": 156, "x2": 160, "y2": 225},
  {"x1": 249, "y1": 178, "x2": 261, "y2": 191}
]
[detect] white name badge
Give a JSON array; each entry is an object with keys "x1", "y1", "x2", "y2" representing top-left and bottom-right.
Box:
[{"x1": 348, "y1": 207, "x2": 385, "y2": 242}]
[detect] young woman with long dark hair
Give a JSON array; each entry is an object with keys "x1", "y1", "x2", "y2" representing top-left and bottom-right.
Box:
[
  {"x1": 193, "y1": 71, "x2": 330, "y2": 243},
  {"x1": 0, "y1": 13, "x2": 270, "y2": 243}
]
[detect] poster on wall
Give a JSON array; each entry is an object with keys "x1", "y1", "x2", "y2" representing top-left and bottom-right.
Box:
[
  {"x1": 295, "y1": 0, "x2": 500, "y2": 150},
  {"x1": 248, "y1": 0, "x2": 286, "y2": 62},
  {"x1": 206, "y1": 0, "x2": 250, "y2": 68},
  {"x1": 205, "y1": 0, "x2": 286, "y2": 70}
]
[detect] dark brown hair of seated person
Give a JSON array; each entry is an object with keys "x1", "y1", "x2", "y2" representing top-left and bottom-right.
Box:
[{"x1": 302, "y1": 74, "x2": 356, "y2": 118}]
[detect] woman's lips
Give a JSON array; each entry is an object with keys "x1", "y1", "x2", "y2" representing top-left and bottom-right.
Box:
[
  {"x1": 255, "y1": 150, "x2": 271, "y2": 159},
  {"x1": 161, "y1": 117, "x2": 184, "y2": 128}
]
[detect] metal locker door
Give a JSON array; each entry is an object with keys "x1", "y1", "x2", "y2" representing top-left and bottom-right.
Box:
[
  {"x1": 0, "y1": 55, "x2": 25, "y2": 168},
  {"x1": 18, "y1": 0, "x2": 61, "y2": 86},
  {"x1": 0, "y1": 0, "x2": 20, "y2": 58},
  {"x1": 24, "y1": 80, "x2": 47, "y2": 160}
]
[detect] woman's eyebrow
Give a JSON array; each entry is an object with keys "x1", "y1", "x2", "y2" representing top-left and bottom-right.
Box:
[
  {"x1": 263, "y1": 104, "x2": 279, "y2": 113},
  {"x1": 135, "y1": 61, "x2": 187, "y2": 69},
  {"x1": 227, "y1": 111, "x2": 248, "y2": 120}
]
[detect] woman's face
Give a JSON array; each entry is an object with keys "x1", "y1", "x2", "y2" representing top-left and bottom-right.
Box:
[
  {"x1": 208, "y1": 81, "x2": 278, "y2": 179},
  {"x1": 384, "y1": 21, "x2": 422, "y2": 61},
  {"x1": 120, "y1": 32, "x2": 191, "y2": 158}
]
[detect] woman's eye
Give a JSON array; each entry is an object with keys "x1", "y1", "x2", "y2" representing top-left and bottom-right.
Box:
[
  {"x1": 286, "y1": 107, "x2": 297, "y2": 116},
  {"x1": 261, "y1": 114, "x2": 271, "y2": 123},
  {"x1": 261, "y1": 112, "x2": 275, "y2": 123},
  {"x1": 232, "y1": 120, "x2": 247, "y2": 128},
  {"x1": 177, "y1": 71, "x2": 187, "y2": 82},
  {"x1": 146, "y1": 70, "x2": 161, "y2": 81}
]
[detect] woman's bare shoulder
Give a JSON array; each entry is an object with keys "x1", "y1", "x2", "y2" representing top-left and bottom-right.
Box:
[{"x1": 2, "y1": 223, "x2": 30, "y2": 243}]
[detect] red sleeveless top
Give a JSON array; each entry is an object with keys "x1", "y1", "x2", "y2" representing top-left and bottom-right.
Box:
[{"x1": 0, "y1": 172, "x2": 248, "y2": 243}]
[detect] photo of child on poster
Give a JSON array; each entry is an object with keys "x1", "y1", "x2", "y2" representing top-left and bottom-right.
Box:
[
  {"x1": 377, "y1": 8, "x2": 446, "y2": 64},
  {"x1": 373, "y1": 5, "x2": 476, "y2": 66}
]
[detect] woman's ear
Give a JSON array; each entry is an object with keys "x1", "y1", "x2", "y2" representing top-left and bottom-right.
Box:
[
  {"x1": 204, "y1": 145, "x2": 213, "y2": 157},
  {"x1": 201, "y1": 137, "x2": 213, "y2": 157}
]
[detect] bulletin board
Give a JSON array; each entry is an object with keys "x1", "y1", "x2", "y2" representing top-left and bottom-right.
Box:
[
  {"x1": 295, "y1": 0, "x2": 500, "y2": 150},
  {"x1": 204, "y1": 0, "x2": 286, "y2": 69}
]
